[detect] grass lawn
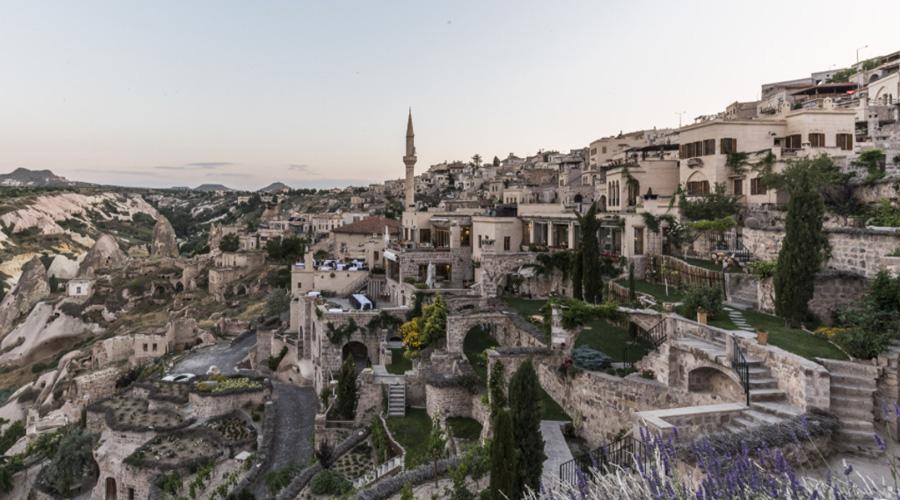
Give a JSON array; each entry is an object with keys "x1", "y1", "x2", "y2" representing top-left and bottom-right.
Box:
[
  {"x1": 446, "y1": 417, "x2": 483, "y2": 441},
  {"x1": 683, "y1": 257, "x2": 725, "y2": 272},
  {"x1": 463, "y1": 325, "x2": 499, "y2": 384},
  {"x1": 575, "y1": 318, "x2": 647, "y2": 362},
  {"x1": 386, "y1": 407, "x2": 433, "y2": 468},
  {"x1": 386, "y1": 348, "x2": 411, "y2": 375},
  {"x1": 501, "y1": 297, "x2": 546, "y2": 320},
  {"x1": 741, "y1": 310, "x2": 848, "y2": 361},
  {"x1": 540, "y1": 388, "x2": 570, "y2": 421}
]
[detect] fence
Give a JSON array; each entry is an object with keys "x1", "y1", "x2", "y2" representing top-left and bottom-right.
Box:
[
  {"x1": 606, "y1": 281, "x2": 631, "y2": 304},
  {"x1": 633, "y1": 319, "x2": 667, "y2": 350},
  {"x1": 559, "y1": 435, "x2": 650, "y2": 485},
  {"x1": 353, "y1": 455, "x2": 404, "y2": 489},
  {"x1": 731, "y1": 340, "x2": 751, "y2": 406},
  {"x1": 646, "y1": 255, "x2": 724, "y2": 291}
]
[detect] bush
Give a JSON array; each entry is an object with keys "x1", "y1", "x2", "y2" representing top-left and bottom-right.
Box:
[
  {"x1": 309, "y1": 470, "x2": 351, "y2": 495},
  {"x1": 571, "y1": 347, "x2": 612, "y2": 371},
  {"x1": 746, "y1": 260, "x2": 776, "y2": 279},
  {"x1": 681, "y1": 286, "x2": 723, "y2": 317}
]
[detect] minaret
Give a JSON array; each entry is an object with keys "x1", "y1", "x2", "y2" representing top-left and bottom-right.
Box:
[{"x1": 403, "y1": 109, "x2": 417, "y2": 210}]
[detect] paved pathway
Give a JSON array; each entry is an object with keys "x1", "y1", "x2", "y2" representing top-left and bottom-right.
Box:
[
  {"x1": 724, "y1": 305, "x2": 754, "y2": 333},
  {"x1": 540, "y1": 420, "x2": 573, "y2": 488},
  {"x1": 169, "y1": 332, "x2": 257, "y2": 376},
  {"x1": 250, "y1": 382, "x2": 317, "y2": 499}
]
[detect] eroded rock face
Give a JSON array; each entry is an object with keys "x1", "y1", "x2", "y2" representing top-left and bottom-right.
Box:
[
  {"x1": 0, "y1": 257, "x2": 51, "y2": 339},
  {"x1": 78, "y1": 234, "x2": 126, "y2": 277},
  {"x1": 150, "y1": 215, "x2": 179, "y2": 258}
]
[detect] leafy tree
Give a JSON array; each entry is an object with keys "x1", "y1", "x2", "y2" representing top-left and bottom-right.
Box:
[
  {"x1": 489, "y1": 408, "x2": 517, "y2": 500},
  {"x1": 334, "y1": 356, "x2": 358, "y2": 420},
  {"x1": 577, "y1": 203, "x2": 602, "y2": 303},
  {"x1": 508, "y1": 360, "x2": 545, "y2": 496},
  {"x1": 678, "y1": 183, "x2": 740, "y2": 221},
  {"x1": 219, "y1": 233, "x2": 240, "y2": 252},
  {"x1": 35, "y1": 427, "x2": 96, "y2": 496},
  {"x1": 628, "y1": 262, "x2": 636, "y2": 303},
  {"x1": 492, "y1": 156, "x2": 500, "y2": 167},
  {"x1": 771, "y1": 158, "x2": 834, "y2": 326},
  {"x1": 471, "y1": 154, "x2": 482, "y2": 167},
  {"x1": 488, "y1": 360, "x2": 506, "y2": 417},
  {"x1": 426, "y1": 415, "x2": 447, "y2": 490},
  {"x1": 421, "y1": 293, "x2": 448, "y2": 346},
  {"x1": 399, "y1": 481, "x2": 415, "y2": 500},
  {"x1": 264, "y1": 288, "x2": 290, "y2": 318}
]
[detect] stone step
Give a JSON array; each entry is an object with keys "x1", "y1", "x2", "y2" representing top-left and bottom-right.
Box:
[
  {"x1": 751, "y1": 402, "x2": 802, "y2": 419},
  {"x1": 748, "y1": 367, "x2": 770, "y2": 377},
  {"x1": 730, "y1": 417, "x2": 760, "y2": 430},
  {"x1": 829, "y1": 404, "x2": 874, "y2": 421},
  {"x1": 830, "y1": 394, "x2": 874, "y2": 409},
  {"x1": 830, "y1": 383, "x2": 877, "y2": 398},
  {"x1": 836, "y1": 428, "x2": 881, "y2": 445},
  {"x1": 742, "y1": 409, "x2": 785, "y2": 426},
  {"x1": 840, "y1": 419, "x2": 875, "y2": 432},
  {"x1": 749, "y1": 389, "x2": 787, "y2": 402},
  {"x1": 749, "y1": 378, "x2": 778, "y2": 389},
  {"x1": 830, "y1": 374, "x2": 877, "y2": 390}
]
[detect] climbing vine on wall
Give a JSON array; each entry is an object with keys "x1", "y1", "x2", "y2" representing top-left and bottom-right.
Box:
[
  {"x1": 366, "y1": 311, "x2": 403, "y2": 336},
  {"x1": 326, "y1": 319, "x2": 359, "y2": 345}
]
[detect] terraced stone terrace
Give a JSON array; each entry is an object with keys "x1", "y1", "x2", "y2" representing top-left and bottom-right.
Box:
[
  {"x1": 204, "y1": 413, "x2": 257, "y2": 444},
  {"x1": 93, "y1": 395, "x2": 186, "y2": 430},
  {"x1": 125, "y1": 430, "x2": 222, "y2": 469},
  {"x1": 143, "y1": 380, "x2": 191, "y2": 403}
]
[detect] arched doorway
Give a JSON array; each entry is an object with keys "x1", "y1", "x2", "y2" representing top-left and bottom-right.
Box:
[
  {"x1": 342, "y1": 341, "x2": 369, "y2": 374},
  {"x1": 235, "y1": 284, "x2": 248, "y2": 296},
  {"x1": 463, "y1": 324, "x2": 498, "y2": 382},
  {"x1": 105, "y1": 477, "x2": 117, "y2": 500},
  {"x1": 687, "y1": 366, "x2": 744, "y2": 402},
  {"x1": 175, "y1": 281, "x2": 184, "y2": 293}
]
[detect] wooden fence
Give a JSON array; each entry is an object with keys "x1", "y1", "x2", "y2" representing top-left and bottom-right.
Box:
[{"x1": 646, "y1": 255, "x2": 724, "y2": 291}]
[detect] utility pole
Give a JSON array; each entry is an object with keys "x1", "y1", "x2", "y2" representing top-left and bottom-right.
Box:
[
  {"x1": 856, "y1": 45, "x2": 868, "y2": 64},
  {"x1": 676, "y1": 111, "x2": 686, "y2": 128}
]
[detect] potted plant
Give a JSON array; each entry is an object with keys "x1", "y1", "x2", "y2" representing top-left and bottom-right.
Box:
[{"x1": 757, "y1": 329, "x2": 769, "y2": 345}]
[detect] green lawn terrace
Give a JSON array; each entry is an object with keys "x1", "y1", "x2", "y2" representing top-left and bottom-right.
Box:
[
  {"x1": 86, "y1": 392, "x2": 190, "y2": 433},
  {"x1": 124, "y1": 429, "x2": 223, "y2": 470}
]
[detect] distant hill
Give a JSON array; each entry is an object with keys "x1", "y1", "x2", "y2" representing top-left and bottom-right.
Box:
[
  {"x1": 0, "y1": 168, "x2": 90, "y2": 188},
  {"x1": 258, "y1": 181, "x2": 291, "y2": 193},
  {"x1": 194, "y1": 183, "x2": 234, "y2": 192}
]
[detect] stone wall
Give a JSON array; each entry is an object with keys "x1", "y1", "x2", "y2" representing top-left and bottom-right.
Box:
[
  {"x1": 356, "y1": 370, "x2": 383, "y2": 424},
  {"x1": 477, "y1": 252, "x2": 537, "y2": 297},
  {"x1": 188, "y1": 388, "x2": 269, "y2": 419},
  {"x1": 808, "y1": 271, "x2": 869, "y2": 323},
  {"x1": 739, "y1": 338, "x2": 830, "y2": 411},
  {"x1": 424, "y1": 384, "x2": 475, "y2": 419},
  {"x1": 634, "y1": 403, "x2": 746, "y2": 440},
  {"x1": 445, "y1": 311, "x2": 546, "y2": 354},
  {"x1": 743, "y1": 226, "x2": 900, "y2": 278},
  {"x1": 853, "y1": 178, "x2": 900, "y2": 204},
  {"x1": 725, "y1": 272, "x2": 759, "y2": 308}
]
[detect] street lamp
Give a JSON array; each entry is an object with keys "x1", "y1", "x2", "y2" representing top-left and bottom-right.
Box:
[{"x1": 856, "y1": 45, "x2": 868, "y2": 64}]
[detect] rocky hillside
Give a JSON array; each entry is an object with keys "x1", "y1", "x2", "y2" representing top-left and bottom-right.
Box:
[{"x1": 0, "y1": 168, "x2": 90, "y2": 188}]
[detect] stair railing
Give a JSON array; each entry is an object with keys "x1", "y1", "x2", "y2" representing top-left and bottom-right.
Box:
[
  {"x1": 731, "y1": 341, "x2": 751, "y2": 406},
  {"x1": 559, "y1": 435, "x2": 649, "y2": 485}
]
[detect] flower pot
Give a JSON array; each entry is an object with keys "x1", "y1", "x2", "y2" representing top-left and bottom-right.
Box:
[{"x1": 757, "y1": 330, "x2": 768, "y2": 345}]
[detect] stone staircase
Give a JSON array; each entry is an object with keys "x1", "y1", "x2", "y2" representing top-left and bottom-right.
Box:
[
  {"x1": 387, "y1": 383, "x2": 406, "y2": 417},
  {"x1": 816, "y1": 358, "x2": 881, "y2": 456},
  {"x1": 725, "y1": 359, "x2": 802, "y2": 433}
]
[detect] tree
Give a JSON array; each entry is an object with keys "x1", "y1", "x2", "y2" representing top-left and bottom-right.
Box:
[
  {"x1": 399, "y1": 481, "x2": 415, "y2": 500},
  {"x1": 334, "y1": 356, "x2": 358, "y2": 420},
  {"x1": 489, "y1": 408, "x2": 517, "y2": 500},
  {"x1": 471, "y1": 154, "x2": 482, "y2": 167},
  {"x1": 49, "y1": 275, "x2": 59, "y2": 293},
  {"x1": 772, "y1": 158, "x2": 835, "y2": 327},
  {"x1": 219, "y1": 233, "x2": 239, "y2": 252},
  {"x1": 571, "y1": 250, "x2": 583, "y2": 300},
  {"x1": 492, "y1": 156, "x2": 500, "y2": 167},
  {"x1": 421, "y1": 293, "x2": 448, "y2": 346},
  {"x1": 577, "y1": 203, "x2": 602, "y2": 303},
  {"x1": 508, "y1": 360, "x2": 545, "y2": 496},
  {"x1": 36, "y1": 427, "x2": 96, "y2": 496},
  {"x1": 426, "y1": 415, "x2": 447, "y2": 490},
  {"x1": 628, "y1": 262, "x2": 636, "y2": 303},
  {"x1": 488, "y1": 360, "x2": 506, "y2": 417},
  {"x1": 265, "y1": 288, "x2": 290, "y2": 318}
]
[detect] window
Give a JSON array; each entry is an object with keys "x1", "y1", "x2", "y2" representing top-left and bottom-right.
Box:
[
  {"x1": 720, "y1": 138, "x2": 737, "y2": 155},
  {"x1": 296, "y1": 282, "x2": 302, "y2": 289},
  {"x1": 503, "y1": 236, "x2": 511, "y2": 251},
  {"x1": 703, "y1": 139, "x2": 716, "y2": 156},
  {"x1": 419, "y1": 228, "x2": 431, "y2": 244},
  {"x1": 686, "y1": 180, "x2": 710, "y2": 195},
  {"x1": 373, "y1": 251, "x2": 379, "y2": 261},
  {"x1": 152, "y1": 343, "x2": 157, "y2": 351},
  {"x1": 750, "y1": 177, "x2": 766, "y2": 195},
  {"x1": 602, "y1": 146, "x2": 607, "y2": 154},
  {"x1": 809, "y1": 133, "x2": 825, "y2": 148},
  {"x1": 634, "y1": 227, "x2": 644, "y2": 256},
  {"x1": 785, "y1": 134, "x2": 802, "y2": 149},
  {"x1": 837, "y1": 133, "x2": 853, "y2": 151},
  {"x1": 732, "y1": 178, "x2": 743, "y2": 196},
  {"x1": 143, "y1": 343, "x2": 148, "y2": 352},
  {"x1": 477, "y1": 235, "x2": 483, "y2": 248}
]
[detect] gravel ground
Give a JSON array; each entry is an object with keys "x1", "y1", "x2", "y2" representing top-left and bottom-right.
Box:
[{"x1": 169, "y1": 332, "x2": 256, "y2": 376}]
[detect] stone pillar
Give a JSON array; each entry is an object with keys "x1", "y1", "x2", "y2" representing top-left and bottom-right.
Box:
[
  {"x1": 725, "y1": 333, "x2": 735, "y2": 361},
  {"x1": 548, "y1": 222, "x2": 556, "y2": 248},
  {"x1": 528, "y1": 221, "x2": 535, "y2": 245},
  {"x1": 450, "y1": 223, "x2": 461, "y2": 250},
  {"x1": 551, "y1": 305, "x2": 572, "y2": 350},
  {"x1": 567, "y1": 222, "x2": 575, "y2": 249}
]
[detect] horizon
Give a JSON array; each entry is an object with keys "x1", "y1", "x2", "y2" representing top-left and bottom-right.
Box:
[{"x1": 2, "y1": 0, "x2": 900, "y2": 190}]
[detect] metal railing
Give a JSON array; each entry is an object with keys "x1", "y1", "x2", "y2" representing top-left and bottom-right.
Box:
[
  {"x1": 731, "y1": 341, "x2": 751, "y2": 406},
  {"x1": 633, "y1": 319, "x2": 667, "y2": 350},
  {"x1": 559, "y1": 435, "x2": 649, "y2": 485}
]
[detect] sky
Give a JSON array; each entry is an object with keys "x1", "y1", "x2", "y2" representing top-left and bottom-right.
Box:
[{"x1": 1, "y1": 1, "x2": 899, "y2": 190}]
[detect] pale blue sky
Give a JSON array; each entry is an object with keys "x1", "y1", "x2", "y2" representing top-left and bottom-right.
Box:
[{"x1": 1, "y1": 1, "x2": 898, "y2": 190}]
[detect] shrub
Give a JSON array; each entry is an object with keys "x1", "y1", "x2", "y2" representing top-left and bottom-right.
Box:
[
  {"x1": 267, "y1": 346, "x2": 288, "y2": 371},
  {"x1": 832, "y1": 326, "x2": 891, "y2": 360},
  {"x1": 309, "y1": 470, "x2": 351, "y2": 495},
  {"x1": 681, "y1": 286, "x2": 723, "y2": 317},
  {"x1": 746, "y1": 260, "x2": 776, "y2": 279},
  {"x1": 571, "y1": 347, "x2": 612, "y2": 371}
]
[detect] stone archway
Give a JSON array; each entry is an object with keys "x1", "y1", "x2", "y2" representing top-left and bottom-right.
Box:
[
  {"x1": 235, "y1": 284, "x2": 248, "y2": 296},
  {"x1": 687, "y1": 366, "x2": 744, "y2": 402},
  {"x1": 105, "y1": 477, "x2": 117, "y2": 500},
  {"x1": 175, "y1": 281, "x2": 185, "y2": 293},
  {"x1": 342, "y1": 341, "x2": 369, "y2": 374}
]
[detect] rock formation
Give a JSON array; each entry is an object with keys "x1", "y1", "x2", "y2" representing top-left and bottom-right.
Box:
[
  {"x1": 150, "y1": 215, "x2": 179, "y2": 258},
  {"x1": 78, "y1": 233, "x2": 126, "y2": 277},
  {"x1": 47, "y1": 254, "x2": 80, "y2": 280},
  {"x1": 0, "y1": 257, "x2": 51, "y2": 339}
]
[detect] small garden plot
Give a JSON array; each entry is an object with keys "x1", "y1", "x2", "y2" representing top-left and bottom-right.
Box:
[
  {"x1": 99, "y1": 396, "x2": 185, "y2": 430},
  {"x1": 386, "y1": 408, "x2": 433, "y2": 469},
  {"x1": 194, "y1": 376, "x2": 262, "y2": 394},
  {"x1": 126, "y1": 432, "x2": 221, "y2": 469},
  {"x1": 146, "y1": 380, "x2": 190, "y2": 402},
  {"x1": 446, "y1": 417, "x2": 482, "y2": 442},
  {"x1": 386, "y1": 348, "x2": 411, "y2": 375},
  {"x1": 205, "y1": 414, "x2": 256, "y2": 445},
  {"x1": 331, "y1": 442, "x2": 375, "y2": 481}
]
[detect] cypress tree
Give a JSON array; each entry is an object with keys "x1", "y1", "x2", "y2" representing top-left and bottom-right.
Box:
[
  {"x1": 579, "y1": 203, "x2": 602, "y2": 303},
  {"x1": 773, "y1": 159, "x2": 831, "y2": 327},
  {"x1": 508, "y1": 359, "x2": 545, "y2": 496},
  {"x1": 489, "y1": 408, "x2": 517, "y2": 500},
  {"x1": 488, "y1": 360, "x2": 506, "y2": 417},
  {"x1": 571, "y1": 250, "x2": 583, "y2": 300},
  {"x1": 334, "y1": 356, "x2": 358, "y2": 420},
  {"x1": 628, "y1": 262, "x2": 636, "y2": 303}
]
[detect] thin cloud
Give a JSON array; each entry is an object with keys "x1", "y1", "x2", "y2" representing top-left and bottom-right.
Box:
[
  {"x1": 288, "y1": 163, "x2": 311, "y2": 172},
  {"x1": 154, "y1": 162, "x2": 233, "y2": 171},
  {"x1": 206, "y1": 172, "x2": 248, "y2": 178}
]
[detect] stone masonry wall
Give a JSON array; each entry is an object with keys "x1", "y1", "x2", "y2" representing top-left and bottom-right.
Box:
[{"x1": 425, "y1": 384, "x2": 475, "y2": 420}]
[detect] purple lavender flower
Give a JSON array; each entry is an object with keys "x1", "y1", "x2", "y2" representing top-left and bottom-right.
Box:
[
  {"x1": 843, "y1": 462, "x2": 854, "y2": 476},
  {"x1": 874, "y1": 433, "x2": 887, "y2": 451}
]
